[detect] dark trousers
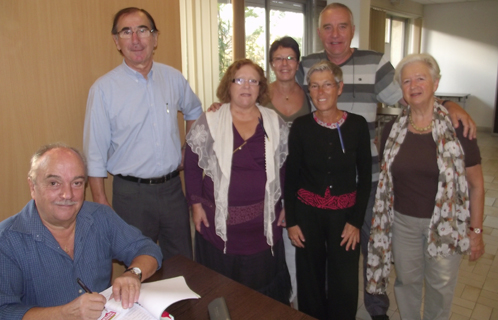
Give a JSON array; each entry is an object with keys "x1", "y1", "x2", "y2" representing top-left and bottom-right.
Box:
[
  {"x1": 295, "y1": 201, "x2": 360, "y2": 320},
  {"x1": 361, "y1": 181, "x2": 390, "y2": 316},
  {"x1": 195, "y1": 234, "x2": 291, "y2": 305},
  {"x1": 112, "y1": 175, "x2": 192, "y2": 261}
]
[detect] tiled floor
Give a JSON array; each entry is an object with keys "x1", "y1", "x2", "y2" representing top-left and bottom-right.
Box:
[{"x1": 356, "y1": 130, "x2": 498, "y2": 320}]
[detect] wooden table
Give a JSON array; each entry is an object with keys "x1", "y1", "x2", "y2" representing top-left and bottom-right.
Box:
[{"x1": 147, "y1": 255, "x2": 316, "y2": 320}]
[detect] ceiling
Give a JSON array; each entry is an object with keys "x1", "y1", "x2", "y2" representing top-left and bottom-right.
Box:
[{"x1": 410, "y1": 0, "x2": 497, "y2": 5}]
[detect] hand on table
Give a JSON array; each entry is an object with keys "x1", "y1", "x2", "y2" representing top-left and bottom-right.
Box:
[{"x1": 111, "y1": 272, "x2": 142, "y2": 309}]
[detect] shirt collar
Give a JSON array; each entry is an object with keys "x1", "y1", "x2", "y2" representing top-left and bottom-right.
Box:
[
  {"x1": 10, "y1": 200, "x2": 49, "y2": 241},
  {"x1": 10, "y1": 200, "x2": 95, "y2": 242},
  {"x1": 120, "y1": 60, "x2": 155, "y2": 81}
]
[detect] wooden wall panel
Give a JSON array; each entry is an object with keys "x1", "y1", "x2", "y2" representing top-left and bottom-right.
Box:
[{"x1": 0, "y1": 0, "x2": 181, "y2": 221}]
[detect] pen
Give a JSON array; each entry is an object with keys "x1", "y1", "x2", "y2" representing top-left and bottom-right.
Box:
[
  {"x1": 77, "y1": 277, "x2": 92, "y2": 293},
  {"x1": 77, "y1": 278, "x2": 109, "y2": 312},
  {"x1": 337, "y1": 125, "x2": 345, "y2": 154}
]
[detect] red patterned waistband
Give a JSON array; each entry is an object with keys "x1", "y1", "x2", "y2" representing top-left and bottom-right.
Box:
[{"x1": 297, "y1": 188, "x2": 356, "y2": 210}]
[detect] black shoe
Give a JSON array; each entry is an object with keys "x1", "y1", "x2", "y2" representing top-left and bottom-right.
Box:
[{"x1": 371, "y1": 316, "x2": 389, "y2": 320}]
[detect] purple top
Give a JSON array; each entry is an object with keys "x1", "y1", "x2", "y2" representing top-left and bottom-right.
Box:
[{"x1": 185, "y1": 124, "x2": 284, "y2": 255}]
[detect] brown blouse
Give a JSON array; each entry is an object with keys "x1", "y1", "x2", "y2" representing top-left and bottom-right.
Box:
[{"x1": 380, "y1": 121, "x2": 481, "y2": 219}]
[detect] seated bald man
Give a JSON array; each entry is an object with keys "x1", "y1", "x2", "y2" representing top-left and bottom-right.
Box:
[{"x1": 0, "y1": 143, "x2": 162, "y2": 320}]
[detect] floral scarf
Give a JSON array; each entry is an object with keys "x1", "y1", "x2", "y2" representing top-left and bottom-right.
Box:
[{"x1": 366, "y1": 101, "x2": 470, "y2": 294}]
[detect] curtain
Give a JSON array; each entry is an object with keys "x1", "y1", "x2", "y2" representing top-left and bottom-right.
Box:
[
  {"x1": 369, "y1": 8, "x2": 386, "y2": 53},
  {"x1": 180, "y1": 0, "x2": 219, "y2": 110}
]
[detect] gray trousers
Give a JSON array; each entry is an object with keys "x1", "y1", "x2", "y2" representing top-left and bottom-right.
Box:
[
  {"x1": 361, "y1": 181, "x2": 390, "y2": 316},
  {"x1": 392, "y1": 211, "x2": 461, "y2": 320},
  {"x1": 283, "y1": 228, "x2": 298, "y2": 307},
  {"x1": 112, "y1": 175, "x2": 192, "y2": 261}
]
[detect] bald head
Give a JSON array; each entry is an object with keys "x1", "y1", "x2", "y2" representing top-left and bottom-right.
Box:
[{"x1": 29, "y1": 143, "x2": 87, "y2": 184}]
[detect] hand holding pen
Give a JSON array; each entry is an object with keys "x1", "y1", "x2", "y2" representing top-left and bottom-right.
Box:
[{"x1": 67, "y1": 277, "x2": 107, "y2": 319}]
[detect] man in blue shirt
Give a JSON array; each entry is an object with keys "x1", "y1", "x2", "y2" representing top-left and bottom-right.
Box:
[
  {"x1": 0, "y1": 143, "x2": 162, "y2": 320},
  {"x1": 83, "y1": 7, "x2": 202, "y2": 261}
]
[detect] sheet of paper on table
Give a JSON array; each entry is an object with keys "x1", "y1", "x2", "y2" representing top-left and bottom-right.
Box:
[{"x1": 97, "y1": 276, "x2": 200, "y2": 320}]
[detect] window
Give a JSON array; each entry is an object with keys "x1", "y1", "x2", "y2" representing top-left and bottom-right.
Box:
[
  {"x1": 217, "y1": 0, "x2": 325, "y2": 80},
  {"x1": 385, "y1": 15, "x2": 408, "y2": 68}
]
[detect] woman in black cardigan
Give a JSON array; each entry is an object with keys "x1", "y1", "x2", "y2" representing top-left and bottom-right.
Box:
[{"x1": 285, "y1": 60, "x2": 372, "y2": 320}]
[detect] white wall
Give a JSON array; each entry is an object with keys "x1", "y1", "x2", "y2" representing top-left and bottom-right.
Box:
[
  {"x1": 422, "y1": 1, "x2": 498, "y2": 130},
  {"x1": 371, "y1": 0, "x2": 423, "y2": 18}
]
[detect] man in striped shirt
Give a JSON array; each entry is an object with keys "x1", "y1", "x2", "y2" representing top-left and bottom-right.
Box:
[{"x1": 296, "y1": 3, "x2": 476, "y2": 320}]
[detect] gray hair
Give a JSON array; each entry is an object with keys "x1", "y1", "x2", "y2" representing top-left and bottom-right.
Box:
[
  {"x1": 306, "y1": 60, "x2": 343, "y2": 85},
  {"x1": 394, "y1": 53, "x2": 441, "y2": 85},
  {"x1": 28, "y1": 143, "x2": 88, "y2": 183},
  {"x1": 319, "y1": 3, "x2": 354, "y2": 28}
]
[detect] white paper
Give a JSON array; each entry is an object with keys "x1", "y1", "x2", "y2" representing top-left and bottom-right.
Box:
[
  {"x1": 97, "y1": 276, "x2": 200, "y2": 320},
  {"x1": 138, "y1": 276, "x2": 201, "y2": 318}
]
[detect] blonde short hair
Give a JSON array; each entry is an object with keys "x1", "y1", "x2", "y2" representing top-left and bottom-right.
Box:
[{"x1": 306, "y1": 60, "x2": 343, "y2": 85}]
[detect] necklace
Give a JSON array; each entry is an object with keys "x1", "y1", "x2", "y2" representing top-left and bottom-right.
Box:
[
  {"x1": 233, "y1": 141, "x2": 247, "y2": 154},
  {"x1": 314, "y1": 111, "x2": 346, "y2": 129},
  {"x1": 276, "y1": 83, "x2": 296, "y2": 101},
  {"x1": 409, "y1": 112, "x2": 432, "y2": 132}
]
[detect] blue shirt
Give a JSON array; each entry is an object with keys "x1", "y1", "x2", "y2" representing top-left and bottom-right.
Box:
[
  {"x1": 84, "y1": 61, "x2": 203, "y2": 178},
  {"x1": 0, "y1": 200, "x2": 163, "y2": 320}
]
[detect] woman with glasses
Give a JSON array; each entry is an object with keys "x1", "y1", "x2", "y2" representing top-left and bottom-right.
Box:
[
  {"x1": 267, "y1": 36, "x2": 310, "y2": 125},
  {"x1": 285, "y1": 60, "x2": 372, "y2": 319},
  {"x1": 184, "y1": 59, "x2": 291, "y2": 304},
  {"x1": 265, "y1": 36, "x2": 309, "y2": 308}
]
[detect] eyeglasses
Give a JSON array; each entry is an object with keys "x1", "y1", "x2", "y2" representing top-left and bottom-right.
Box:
[
  {"x1": 116, "y1": 27, "x2": 155, "y2": 39},
  {"x1": 309, "y1": 82, "x2": 339, "y2": 92},
  {"x1": 232, "y1": 78, "x2": 260, "y2": 86},
  {"x1": 272, "y1": 56, "x2": 297, "y2": 64}
]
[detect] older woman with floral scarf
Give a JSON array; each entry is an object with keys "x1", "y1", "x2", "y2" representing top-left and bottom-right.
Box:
[
  {"x1": 184, "y1": 59, "x2": 291, "y2": 304},
  {"x1": 366, "y1": 53, "x2": 485, "y2": 320}
]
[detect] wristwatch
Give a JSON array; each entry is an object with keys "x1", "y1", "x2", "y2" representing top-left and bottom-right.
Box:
[
  {"x1": 125, "y1": 267, "x2": 142, "y2": 281},
  {"x1": 469, "y1": 226, "x2": 482, "y2": 234}
]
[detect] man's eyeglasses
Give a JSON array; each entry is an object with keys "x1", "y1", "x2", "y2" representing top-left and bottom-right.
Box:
[
  {"x1": 272, "y1": 56, "x2": 297, "y2": 64},
  {"x1": 232, "y1": 78, "x2": 260, "y2": 86},
  {"x1": 116, "y1": 27, "x2": 155, "y2": 39}
]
